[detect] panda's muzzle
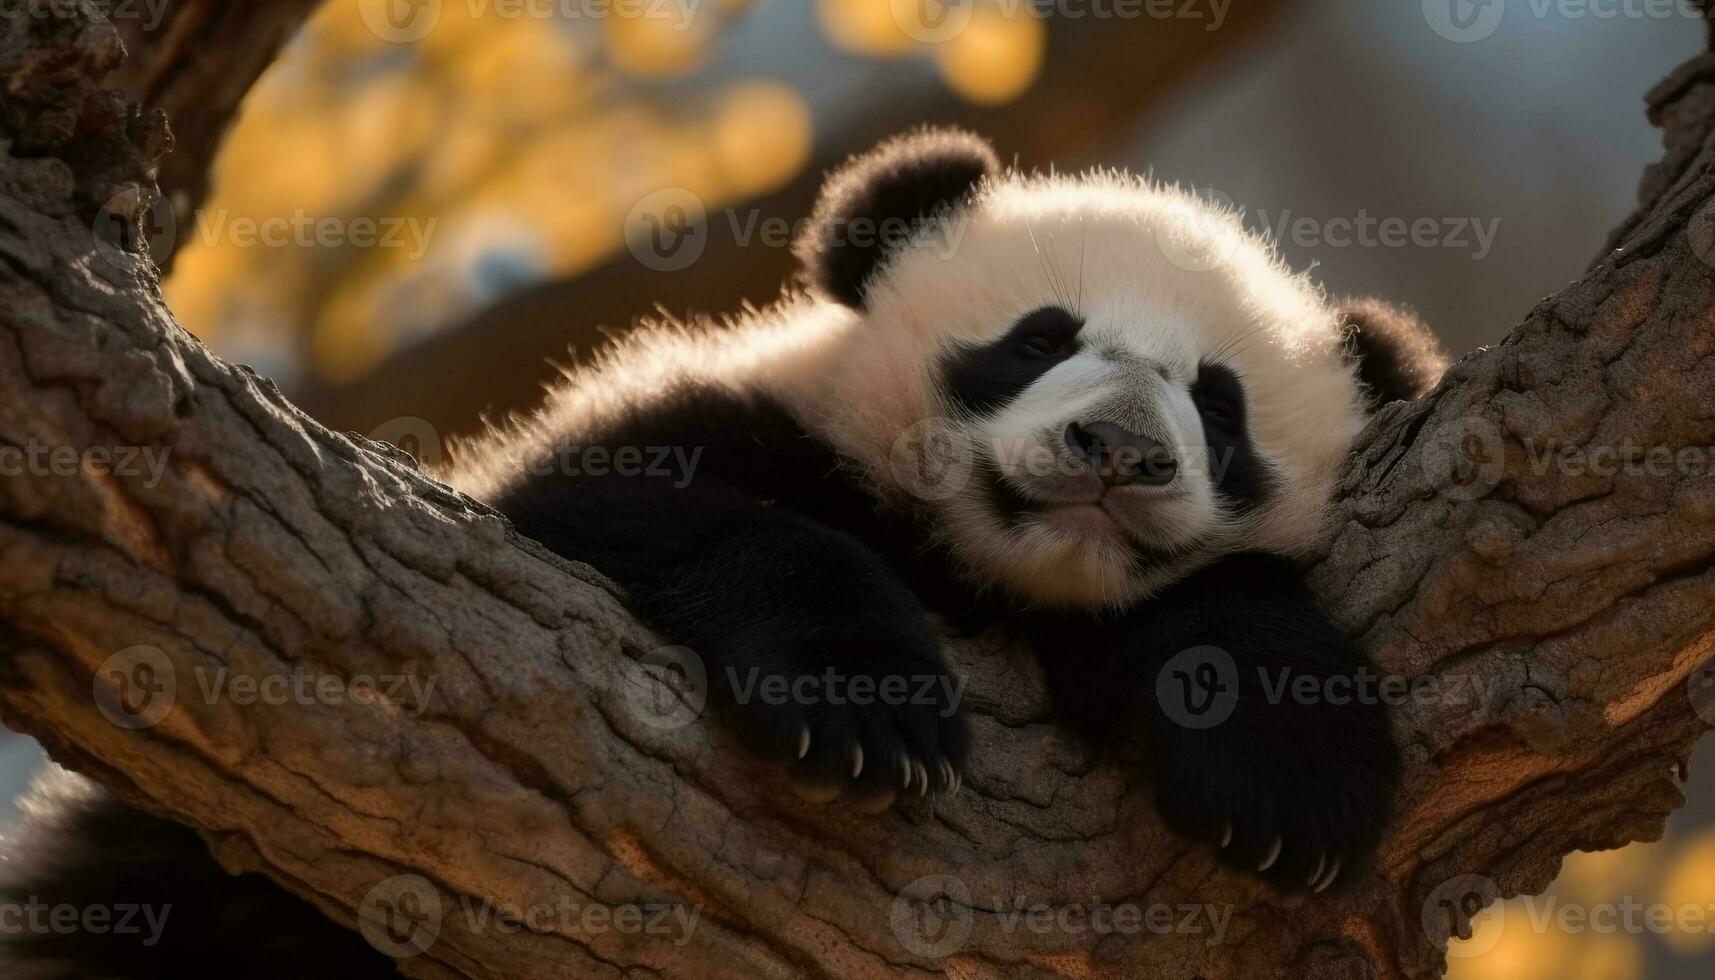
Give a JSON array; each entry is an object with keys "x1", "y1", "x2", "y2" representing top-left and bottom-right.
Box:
[{"x1": 1063, "y1": 421, "x2": 1178, "y2": 487}]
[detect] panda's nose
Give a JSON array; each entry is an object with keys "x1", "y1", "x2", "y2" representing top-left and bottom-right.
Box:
[{"x1": 1064, "y1": 421, "x2": 1177, "y2": 487}]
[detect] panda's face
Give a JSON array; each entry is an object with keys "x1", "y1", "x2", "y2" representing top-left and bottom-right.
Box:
[{"x1": 806, "y1": 174, "x2": 1367, "y2": 608}]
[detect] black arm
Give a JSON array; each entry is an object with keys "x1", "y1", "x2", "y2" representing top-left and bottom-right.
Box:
[{"x1": 1022, "y1": 552, "x2": 1399, "y2": 892}]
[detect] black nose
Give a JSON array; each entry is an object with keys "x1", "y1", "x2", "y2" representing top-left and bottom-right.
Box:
[{"x1": 1065, "y1": 421, "x2": 1177, "y2": 487}]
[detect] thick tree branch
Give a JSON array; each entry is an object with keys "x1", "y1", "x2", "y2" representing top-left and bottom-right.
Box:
[
  {"x1": 1, "y1": 3, "x2": 1713, "y2": 978},
  {"x1": 107, "y1": 0, "x2": 324, "y2": 267}
]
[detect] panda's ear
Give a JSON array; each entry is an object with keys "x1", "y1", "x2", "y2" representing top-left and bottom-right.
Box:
[
  {"x1": 794, "y1": 128, "x2": 999, "y2": 310},
  {"x1": 1337, "y1": 298, "x2": 1449, "y2": 411}
]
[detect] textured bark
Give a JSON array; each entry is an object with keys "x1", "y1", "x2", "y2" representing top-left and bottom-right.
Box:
[
  {"x1": 2, "y1": 3, "x2": 1714, "y2": 979},
  {"x1": 106, "y1": 0, "x2": 324, "y2": 267}
]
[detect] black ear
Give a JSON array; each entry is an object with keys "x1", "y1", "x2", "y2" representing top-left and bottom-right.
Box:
[
  {"x1": 794, "y1": 128, "x2": 999, "y2": 310},
  {"x1": 1338, "y1": 298, "x2": 1449, "y2": 410}
]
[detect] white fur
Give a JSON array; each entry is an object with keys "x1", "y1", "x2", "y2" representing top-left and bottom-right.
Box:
[{"x1": 447, "y1": 169, "x2": 1367, "y2": 609}]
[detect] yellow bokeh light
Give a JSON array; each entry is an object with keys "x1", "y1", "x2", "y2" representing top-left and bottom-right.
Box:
[
  {"x1": 1557, "y1": 843, "x2": 1667, "y2": 906},
  {"x1": 1660, "y1": 827, "x2": 1715, "y2": 955},
  {"x1": 311, "y1": 272, "x2": 397, "y2": 383},
  {"x1": 713, "y1": 82, "x2": 813, "y2": 198},
  {"x1": 818, "y1": 0, "x2": 915, "y2": 56},
  {"x1": 1446, "y1": 900, "x2": 1569, "y2": 980},
  {"x1": 605, "y1": 5, "x2": 713, "y2": 78},
  {"x1": 935, "y1": 5, "x2": 1044, "y2": 106}
]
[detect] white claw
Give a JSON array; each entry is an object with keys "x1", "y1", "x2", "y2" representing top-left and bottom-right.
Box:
[
  {"x1": 1257, "y1": 835, "x2": 1283, "y2": 872},
  {"x1": 900, "y1": 756, "x2": 913, "y2": 788},
  {"x1": 938, "y1": 760, "x2": 954, "y2": 792},
  {"x1": 1219, "y1": 822, "x2": 1233, "y2": 848},
  {"x1": 1307, "y1": 854, "x2": 1326, "y2": 889},
  {"x1": 851, "y1": 744, "x2": 864, "y2": 779},
  {"x1": 797, "y1": 727, "x2": 811, "y2": 760},
  {"x1": 915, "y1": 762, "x2": 930, "y2": 797},
  {"x1": 950, "y1": 768, "x2": 962, "y2": 796},
  {"x1": 1313, "y1": 856, "x2": 1343, "y2": 894}
]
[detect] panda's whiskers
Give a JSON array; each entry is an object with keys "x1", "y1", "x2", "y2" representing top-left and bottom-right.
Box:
[{"x1": 1024, "y1": 217, "x2": 1074, "y2": 311}]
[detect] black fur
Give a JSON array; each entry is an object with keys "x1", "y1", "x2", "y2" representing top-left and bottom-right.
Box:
[
  {"x1": 0, "y1": 778, "x2": 395, "y2": 979},
  {"x1": 1023, "y1": 553, "x2": 1399, "y2": 891},
  {"x1": 794, "y1": 128, "x2": 998, "y2": 310},
  {"x1": 495, "y1": 386, "x2": 971, "y2": 800},
  {"x1": 942, "y1": 305, "x2": 1086, "y2": 415},
  {"x1": 1338, "y1": 298, "x2": 1448, "y2": 409},
  {"x1": 1192, "y1": 360, "x2": 1273, "y2": 510}
]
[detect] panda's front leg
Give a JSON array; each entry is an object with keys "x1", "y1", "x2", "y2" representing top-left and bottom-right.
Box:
[
  {"x1": 1023, "y1": 553, "x2": 1399, "y2": 892},
  {"x1": 507, "y1": 478, "x2": 967, "y2": 807}
]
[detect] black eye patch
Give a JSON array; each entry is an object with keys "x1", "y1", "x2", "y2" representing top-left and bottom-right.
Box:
[
  {"x1": 1193, "y1": 360, "x2": 1272, "y2": 510},
  {"x1": 942, "y1": 306, "x2": 1083, "y2": 416}
]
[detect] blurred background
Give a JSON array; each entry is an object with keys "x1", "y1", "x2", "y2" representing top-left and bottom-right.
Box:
[{"x1": 7, "y1": 0, "x2": 1715, "y2": 975}]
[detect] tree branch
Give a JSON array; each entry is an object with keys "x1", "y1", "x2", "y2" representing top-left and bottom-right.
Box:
[{"x1": 1, "y1": 3, "x2": 1712, "y2": 978}]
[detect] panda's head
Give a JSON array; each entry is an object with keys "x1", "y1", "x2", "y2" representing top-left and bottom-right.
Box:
[{"x1": 791, "y1": 129, "x2": 1442, "y2": 609}]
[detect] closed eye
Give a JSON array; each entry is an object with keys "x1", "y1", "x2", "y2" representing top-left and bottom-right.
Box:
[
  {"x1": 1193, "y1": 361, "x2": 1247, "y2": 428},
  {"x1": 1011, "y1": 306, "x2": 1083, "y2": 361}
]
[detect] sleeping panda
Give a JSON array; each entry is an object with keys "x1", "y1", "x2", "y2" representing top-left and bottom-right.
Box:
[{"x1": 0, "y1": 128, "x2": 1445, "y2": 977}]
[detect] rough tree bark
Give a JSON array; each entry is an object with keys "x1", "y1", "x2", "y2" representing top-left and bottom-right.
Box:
[
  {"x1": 105, "y1": 0, "x2": 325, "y2": 267},
  {"x1": 1, "y1": 3, "x2": 1713, "y2": 979}
]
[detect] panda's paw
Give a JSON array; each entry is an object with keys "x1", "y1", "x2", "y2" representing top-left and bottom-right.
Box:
[
  {"x1": 1146, "y1": 704, "x2": 1398, "y2": 893},
  {"x1": 716, "y1": 647, "x2": 969, "y2": 810}
]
